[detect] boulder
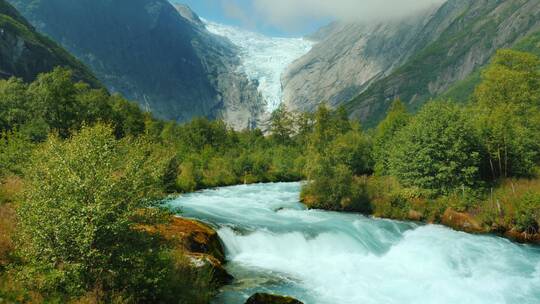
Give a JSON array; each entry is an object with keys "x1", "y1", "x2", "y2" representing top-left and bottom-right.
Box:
[
  {"x1": 186, "y1": 252, "x2": 234, "y2": 285},
  {"x1": 505, "y1": 228, "x2": 540, "y2": 244},
  {"x1": 245, "y1": 293, "x2": 304, "y2": 304},
  {"x1": 139, "y1": 216, "x2": 225, "y2": 262},
  {"x1": 137, "y1": 216, "x2": 233, "y2": 285},
  {"x1": 441, "y1": 208, "x2": 486, "y2": 234}
]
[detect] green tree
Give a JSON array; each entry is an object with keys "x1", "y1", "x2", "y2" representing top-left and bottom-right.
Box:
[
  {"x1": 27, "y1": 68, "x2": 80, "y2": 138},
  {"x1": 270, "y1": 104, "x2": 294, "y2": 144},
  {"x1": 373, "y1": 100, "x2": 410, "y2": 175},
  {"x1": 388, "y1": 101, "x2": 481, "y2": 195},
  {"x1": 0, "y1": 131, "x2": 34, "y2": 177},
  {"x1": 16, "y1": 124, "x2": 167, "y2": 298},
  {"x1": 473, "y1": 50, "x2": 540, "y2": 179},
  {"x1": 0, "y1": 78, "x2": 30, "y2": 133}
]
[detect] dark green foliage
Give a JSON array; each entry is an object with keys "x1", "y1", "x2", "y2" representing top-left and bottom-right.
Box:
[
  {"x1": 0, "y1": 131, "x2": 33, "y2": 176},
  {"x1": 388, "y1": 101, "x2": 481, "y2": 195},
  {"x1": 0, "y1": 0, "x2": 99, "y2": 85},
  {"x1": 302, "y1": 105, "x2": 372, "y2": 212},
  {"x1": 513, "y1": 191, "x2": 540, "y2": 233},
  {"x1": 372, "y1": 100, "x2": 410, "y2": 175},
  {"x1": 0, "y1": 68, "x2": 148, "y2": 140}
]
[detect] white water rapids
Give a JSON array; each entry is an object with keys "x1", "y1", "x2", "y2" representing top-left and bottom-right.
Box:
[{"x1": 167, "y1": 182, "x2": 540, "y2": 304}]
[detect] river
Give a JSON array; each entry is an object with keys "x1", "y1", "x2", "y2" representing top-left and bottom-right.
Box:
[{"x1": 167, "y1": 182, "x2": 540, "y2": 304}]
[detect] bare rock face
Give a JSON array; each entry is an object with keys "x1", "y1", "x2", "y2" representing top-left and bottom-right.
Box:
[
  {"x1": 283, "y1": 0, "x2": 540, "y2": 127},
  {"x1": 348, "y1": 0, "x2": 540, "y2": 127},
  {"x1": 245, "y1": 293, "x2": 304, "y2": 304},
  {"x1": 281, "y1": 3, "x2": 445, "y2": 113}
]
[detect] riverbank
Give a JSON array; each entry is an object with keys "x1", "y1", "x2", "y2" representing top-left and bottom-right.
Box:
[
  {"x1": 0, "y1": 175, "x2": 229, "y2": 303},
  {"x1": 302, "y1": 175, "x2": 540, "y2": 244},
  {"x1": 169, "y1": 182, "x2": 540, "y2": 304}
]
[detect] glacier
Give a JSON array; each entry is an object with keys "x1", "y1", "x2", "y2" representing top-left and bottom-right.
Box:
[{"x1": 204, "y1": 20, "x2": 314, "y2": 113}]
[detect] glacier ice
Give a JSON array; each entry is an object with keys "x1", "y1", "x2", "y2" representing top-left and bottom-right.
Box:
[{"x1": 204, "y1": 20, "x2": 313, "y2": 113}]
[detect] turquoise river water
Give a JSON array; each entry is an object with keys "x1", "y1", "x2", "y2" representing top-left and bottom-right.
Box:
[{"x1": 168, "y1": 182, "x2": 540, "y2": 304}]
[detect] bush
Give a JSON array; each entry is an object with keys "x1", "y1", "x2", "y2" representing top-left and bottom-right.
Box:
[
  {"x1": 388, "y1": 101, "x2": 482, "y2": 194},
  {"x1": 15, "y1": 124, "x2": 169, "y2": 300}
]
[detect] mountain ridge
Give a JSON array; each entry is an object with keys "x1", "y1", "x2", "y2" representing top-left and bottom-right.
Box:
[
  {"x1": 0, "y1": 0, "x2": 99, "y2": 85},
  {"x1": 282, "y1": 0, "x2": 540, "y2": 127},
  {"x1": 8, "y1": 0, "x2": 264, "y2": 128}
]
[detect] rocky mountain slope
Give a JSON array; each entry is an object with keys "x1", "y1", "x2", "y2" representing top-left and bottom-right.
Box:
[
  {"x1": 9, "y1": 0, "x2": 263, "y2": 128},
  {"x1": 0, "y1": 0, "x2": 98, "y2": 85},
  {"x1": 283, "y1": 0, "x2": 540, "y2": 127}
]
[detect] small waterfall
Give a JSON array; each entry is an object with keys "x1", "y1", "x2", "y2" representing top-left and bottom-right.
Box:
[{"x1": 168, "y1": 182, "x2": 540, "y2": 304}]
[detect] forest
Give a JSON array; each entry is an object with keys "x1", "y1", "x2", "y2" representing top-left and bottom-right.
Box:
[{"x1": 0, "y1": 48, "x2": 539, "y2": 302}]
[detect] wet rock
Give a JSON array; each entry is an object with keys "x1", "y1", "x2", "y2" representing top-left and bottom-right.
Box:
[
  {"x1": 142, "y1": 216, "x2": 225, "y2": 262},
  {"x1": 505, "y1": 228, "x2": 540, "y2": 244},
  {"x1": 441, "y1": 208, "x2": 486, "y2": 234},
  {"x1": 137, "y1": 216, "x2": 233, "y2": 285},
  {"x1": 186, "y1": 252, "x2": 234, "y2": 285},
  {"x1": 245, "y1": 293, "x2": 304, "y2": 304}
]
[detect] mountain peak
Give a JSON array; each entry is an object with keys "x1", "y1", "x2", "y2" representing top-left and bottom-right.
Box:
[{"x1": 174, "y1": 3, "x2": 203, "y2": 27}]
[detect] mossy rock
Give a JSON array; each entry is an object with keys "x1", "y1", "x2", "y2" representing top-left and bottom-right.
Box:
[
  {"x1": 441, "y1": 208, "x2": 486, "y2": 234},
  {"x1": 138, "y1": 216, "x2": 226, "y2": 262},
  {"x1": 245, "y1": 293, "x2": 304, "y2": 304}
]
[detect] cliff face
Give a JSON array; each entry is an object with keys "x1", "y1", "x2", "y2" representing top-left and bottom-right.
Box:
[
  {"x1": 282, "y1": 0, "x2": 540, "y2": 127},
  {"x1": 174, "y1": 4, "x2": 264, "y2": 129},
  {"x1": 0, "y1": 0, "x2": 98, "y2": 85},
  {"x1": 9, "y1": 0, "x2": 263, "y2": 128},
  {"x1": 281, "y1": 4, "x2": 442, "y2": 112}
]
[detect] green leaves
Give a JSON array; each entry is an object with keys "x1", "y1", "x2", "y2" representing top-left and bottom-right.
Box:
[
  {"x1": 473, "y1": 50, "x2": 540, "y2": 179},
  {"x1": 16, "y1": 124, "x2": 166, "y2": 296},
  {"x1": 387, "y1": 101, "x2": 481, "y2": 195}
]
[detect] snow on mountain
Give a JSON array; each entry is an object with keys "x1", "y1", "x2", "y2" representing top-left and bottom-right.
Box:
[{"x1": 204, "y1": 20, "x2": 314, "y2": 113}]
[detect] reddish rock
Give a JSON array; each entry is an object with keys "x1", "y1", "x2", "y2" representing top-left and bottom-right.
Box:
[
  {"x1": 139, "y1": 216, "x2": 225, "y2": 262},
  {"x1": 505, "y1": 228, "x2": 540, "y2": 244},
  {"x1": 441, "y1": 208, "x2": 486, "y2": 234},
  {"x1": 407, "y1": 210, "x2": 424, "y2": 221}
]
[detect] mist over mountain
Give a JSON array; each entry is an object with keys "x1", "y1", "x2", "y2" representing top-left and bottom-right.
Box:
[
  {"x1": 4, "y1": 0, "x2": 539, "y2": 129},
  {"x1": 282, "y1": 0, "x2": 540, "y2": 127}
]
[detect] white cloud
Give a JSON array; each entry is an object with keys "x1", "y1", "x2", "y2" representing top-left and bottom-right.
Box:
[{"x1": 221, "y1": 0, "x2": 445, "y2": 31}]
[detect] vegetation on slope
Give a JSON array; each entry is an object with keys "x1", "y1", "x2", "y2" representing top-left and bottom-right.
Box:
[
  {"x1": 0, "y1": 0, "x2": 99, "y2": 85},
  {"x1": 346, "y1": 1, "x2": 539, "y2": 128},
  {"x1": 304, "y1": 49, "x2": 540, "y2": 242}
]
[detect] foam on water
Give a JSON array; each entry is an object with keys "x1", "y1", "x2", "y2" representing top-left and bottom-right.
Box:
[
  {"x1": 204, "y1": 22, "x2": 313, "y2": 113},
  {"x1": 168, "y1": 182, "x2": 540, "y2": 304}
]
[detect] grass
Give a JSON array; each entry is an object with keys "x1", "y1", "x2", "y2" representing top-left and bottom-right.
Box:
[{"x1": 350, "y1": 173, "x2": 540, "y2": 238}]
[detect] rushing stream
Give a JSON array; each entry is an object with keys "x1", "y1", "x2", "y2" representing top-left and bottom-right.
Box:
[{"x1": 168, "y1": 182, "x2": 540, "y2": 304}]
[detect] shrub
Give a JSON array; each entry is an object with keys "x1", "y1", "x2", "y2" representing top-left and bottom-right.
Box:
[
  {"x1": 388, "y1": 101, "x2": 482, "y2": 194},
  {"x1": 16, "y1": 124, "x2": 168, "y2": 299}
]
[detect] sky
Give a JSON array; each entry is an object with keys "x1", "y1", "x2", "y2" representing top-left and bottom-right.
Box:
[
  {"x1": 170, "y1": 0, "x2": 445, "y2": 37},
  {"x1": 170, "y1": 0, "x2": 329, "y2": 37}
]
